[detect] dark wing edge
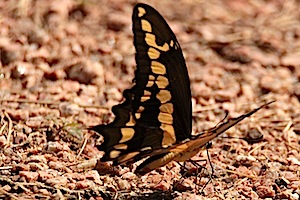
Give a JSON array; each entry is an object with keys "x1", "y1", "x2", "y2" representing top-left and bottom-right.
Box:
[{"x1": 200, "y1": 100, "x2": 275, "y2": 138}]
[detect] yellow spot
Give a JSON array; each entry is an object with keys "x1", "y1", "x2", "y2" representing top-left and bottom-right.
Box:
[
  {"x1": 138, "y1": 7, "x2": 146, "y2": 17},
  {"x1": 158, "y1": 113, "x2": 173, "y2": 124},
  {"x1": 151, "y1": 61, "x2": 166, "y2": 74},
  {"x1": 135, "y1": 106, "x2": 144, "y2": 119},
  {"x1": 145, "y1": 33, "x2": 169, "y2": 51},
  {"x1": 170, "y1": 40, "x2": 174, "y2": 47},
  {"x1": 156, "y1": 75, "x2": 169, "y2": 88},
  {"x1": 146, "y1": 75, "x2": 156, "y2": 87},
  {"x1": 148, "y1": 47, "x2": 160, "y2": 59},
  {"x1": 118, "y1": 151, "x2": 140, "y2": 163},
  {"x1": 140, "y1": 146, "x2": 152, "y2": 151},
  {"x1": 146, "y1": 81, "x2": 154, "y2": 87},
  {"x1": 159, "y1": 103, "x2": 173, "y2": 113},
  {"x1": 149, "y1": 75, "x2": 155, "y2": 80},
  {"x1": 137, "y1": 106, "x2": 145, "y2": 112},
  {"x1": 161, "y1": 124, "x2": 175, "y2": 134},
  {"x1": 141, "y1": 96, "x2": 151, "y2": 102},
  {"x1": 141, "y1": 90, "x2": 151, "y2": 102},
  {"x1": 160, "y1": 124, "x2": 175, "y2": 147},
  {"x1": 144, "y1": 90, "x2": 151, "y2": 96},
  {"x1": 141, "y1": 19, "x2": 152, "y2": 32},
  {"x1": 156, "y1": 90, "x2": 172, "y2": 103},
  {"x1": 114, "y1": 144, "x2": 128, "y2": 150},
  {"x1": 125, "y1": 114, "x2": 136, "y2": 126},
  {"x1": 120, "y1": 128, "x2": 135, "y2": 143},
  {"x1": 110, "y1": 150, "x2": 121, "y2": 159},
  {"x1": 135, "y1": 113, "x2": 141, "y2": 119}
]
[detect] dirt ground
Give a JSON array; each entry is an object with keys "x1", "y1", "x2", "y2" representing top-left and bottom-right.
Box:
[{"x1": 0, "y1": 0, "x2": 299, "y2": 199}]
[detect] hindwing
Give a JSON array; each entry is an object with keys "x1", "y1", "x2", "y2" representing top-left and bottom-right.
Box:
[{"x1": 134, "y1": 101, "x2": 274, "y2": 175}]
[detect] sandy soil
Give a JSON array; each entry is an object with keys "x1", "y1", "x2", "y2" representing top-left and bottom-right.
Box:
[{"x1": 0, "y1": 0, "x2": 299, "y2": 199}]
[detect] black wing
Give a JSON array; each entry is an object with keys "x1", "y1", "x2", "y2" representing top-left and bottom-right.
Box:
[{"x1": 92, "y1": 3, "x2": 191, "y2": 165}]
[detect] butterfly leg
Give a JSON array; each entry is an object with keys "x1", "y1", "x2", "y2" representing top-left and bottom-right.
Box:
[
  {"x1": 184, "y1": 144, "x2": 216, "y2": 194},
  {"x1": 171, "y1": 159, "x2": 208, "y2": 192},
  {"x1": 172, "y1": 162, "x2": 194, "y2": 191}
]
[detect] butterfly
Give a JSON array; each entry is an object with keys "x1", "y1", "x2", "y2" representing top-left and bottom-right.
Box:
[{"x1": 92, "y1": 3, "x2": 273, "y2": 175}]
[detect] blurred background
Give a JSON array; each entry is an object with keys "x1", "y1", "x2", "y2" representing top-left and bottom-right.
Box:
[{"x1": 0, "y1": 0, "x2": 299, "y2": 199}]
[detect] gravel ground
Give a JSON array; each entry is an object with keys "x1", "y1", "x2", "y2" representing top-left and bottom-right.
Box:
[{"x1": 0, "y1": 0, "x2": 299, "y2": 199}]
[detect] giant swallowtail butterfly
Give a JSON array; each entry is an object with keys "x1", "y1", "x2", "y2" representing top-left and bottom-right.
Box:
[{"x1": 92, "y1": 3, "x2": 273, "y2": 175}]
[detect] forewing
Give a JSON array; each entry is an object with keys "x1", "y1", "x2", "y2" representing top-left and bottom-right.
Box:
[
  {"x1": 132, "y1": 3, "x2": 192, "y2": 142},
  {"x1": 92, "y1": 3, "x2": 192, "y2": 165}
]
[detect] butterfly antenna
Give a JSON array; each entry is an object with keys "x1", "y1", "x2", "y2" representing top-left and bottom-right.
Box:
[
  {"x1": 204, "y1": 110, "x2": 229, "y2": 133},
  {"x1": 217, "y1": 110, "x2": 229, "y2": 126}
]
